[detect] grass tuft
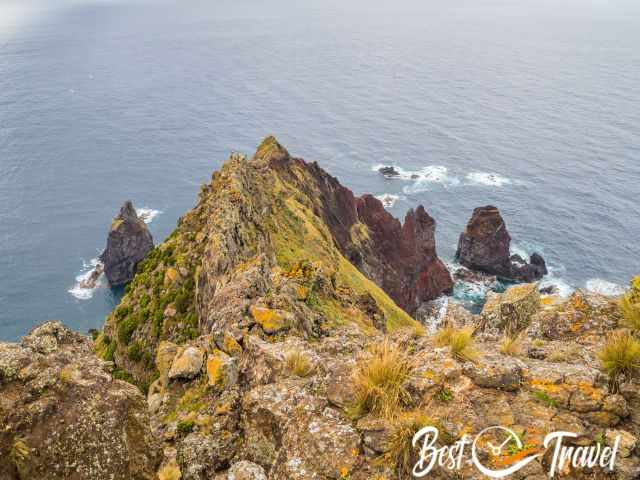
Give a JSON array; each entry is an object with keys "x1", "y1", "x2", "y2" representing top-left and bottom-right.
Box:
[
  {"x1": 350, "y1": 339, "x2": 414, "y2": 418},
  {"x1": 285, "y1": 350, "x2": 314, "y2": 377},
  {"x1": 621, "y1": 296, "x2": 640, "y2": 333},
  {"x1": 598, "y1": 330, "x2": 640, "y2": 393},
  {"x1": 499, "y1": 332, "x2": 525, "y2": 357},
  {"x1": 9, "y1": 438, "x2": 29, "y2": 467},
  {"x1": 158, "y1": 460, "x2": 182, "y2": 480},
  {"x1": 379, "y1": 410, "x2": 434, "y2": 479},
  {"x1": 434, "y1": 326, "x2": 478, "y2": 362}
]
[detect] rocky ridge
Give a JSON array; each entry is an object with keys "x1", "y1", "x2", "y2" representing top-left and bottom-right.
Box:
[{"x1": 1, "y1": 138, "x2": 638, "y2": 479}]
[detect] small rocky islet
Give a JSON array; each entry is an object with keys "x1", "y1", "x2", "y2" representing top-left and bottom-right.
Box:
[{"x1": 1, "y1": 137, "x2": 639, "y2": 479}]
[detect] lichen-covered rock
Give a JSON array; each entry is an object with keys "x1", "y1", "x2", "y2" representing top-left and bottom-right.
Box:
[
  {"x1": 168, "y1": 346, "x2": 204, "y2": 380},
  {"x1": 0, "y1": 322, "x2": 161, "y2": 480},
  {"x1": 480, "y1": 283, "x2": 540, "y2": 333},
  {"x1": 219, "y1": 461, "x2": 268, "y2": 480},
  {"x1": 463, "y1": 352, "x2": 524, "y2": 391},
  {"x1": 207, "y1": 350, "x2": 239, "y2": 388},
  {"x1": 100, "y1": 200, "x2": 154, "y2": 286}
]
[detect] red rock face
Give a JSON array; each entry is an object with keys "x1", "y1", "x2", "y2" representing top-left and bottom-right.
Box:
[
  {"x1": 272, "y1": 154, "x2": 453, "y2": 314},
  {"x1": 456, "y1": 205, "x2": 547, "y2": 282}
]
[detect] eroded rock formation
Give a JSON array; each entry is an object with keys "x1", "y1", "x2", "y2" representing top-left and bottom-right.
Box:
[
  {"x1": 455, "y1": 205, "x2": 548, "y2": 282},
  {"x1": 100, "y1": 200, "x2": 154, "y2": 286}
]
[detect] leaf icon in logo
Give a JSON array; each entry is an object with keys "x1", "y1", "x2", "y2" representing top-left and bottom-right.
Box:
[{"x1": 472, "y1": 426, "x2": 542, "y2": 479}]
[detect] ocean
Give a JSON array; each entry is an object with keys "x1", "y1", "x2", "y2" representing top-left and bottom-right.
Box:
[{"x1": 1, "y1": 0, "x2": 639, "y2": 341}]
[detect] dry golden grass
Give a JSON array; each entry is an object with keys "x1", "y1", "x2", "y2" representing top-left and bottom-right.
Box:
[
  {"x1": 499, "y1": 332, "x2": 525, "y2": 357},
  {"x1": 158, "y1": 460, "x2": 182, "y2": 480},
  {"x1": 379, "y1": 410, "x2": 434, "y2": 479},
  {"x1": 409, "y1": 322, "x2": 427, "y2": 339},
  {"x1": 598, "y1": 330, "x2": 640, "y2": 392},
  {"x1": 434, "y1": 325, "x2": 477, "y2": 362},
  {"x1": 621, "y1": 295, "x2": 640, "y2": 333},
  {"x1": 350, "y1": 339, "x2": 414, "y2": 418},
  {"x1": 285, "y1": 349, "x2": 314, "y2": 377},
  {"x1": 9, "y1": 438, "x2": 29, "y2": 467}
]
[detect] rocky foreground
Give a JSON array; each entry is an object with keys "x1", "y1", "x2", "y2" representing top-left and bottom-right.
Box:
[{"x1": 1, "y1": 138, "x2": 639, "y2": 479}]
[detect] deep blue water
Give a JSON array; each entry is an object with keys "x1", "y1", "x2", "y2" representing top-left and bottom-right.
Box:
[{"x1": 1, "y1": 0, "x2": 639, "y2": 341}]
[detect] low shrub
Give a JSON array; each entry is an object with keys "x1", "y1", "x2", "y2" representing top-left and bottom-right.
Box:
[
  {"x1": 435, "y1": 326, "x2": 477, "y2": 362},
  {"x1": 285, "y1": 350, "x2": 314, "y2": 377}
]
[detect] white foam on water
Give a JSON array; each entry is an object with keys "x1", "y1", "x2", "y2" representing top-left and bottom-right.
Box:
[
  {"x1": 375, "y1": 193, "x2": 402, "y2": 208},
  {"x1": 136, "y1": 207, "x2": 162, "y2": 224},
  {"x1": 585, "y1": 278, "x2": 626, "y2": 297},
  {"x1": 68, "y1": 257, "x2": 103, "y2": 300},
  {"x1": 373, "y1": 164, "x2": 460, "y2": 190},
  {"x1": 539, "y1": 277, "x2": 575, "y2": 298},
  {"x1": 403, "y1": 166, "x2": 460, "y2": 193},
  {"x1": 465, "y1": 171, "x2": 513, "y2": 187},
  {"x1": 422, "y1": 296, "x2": 449, "y2": 333}
]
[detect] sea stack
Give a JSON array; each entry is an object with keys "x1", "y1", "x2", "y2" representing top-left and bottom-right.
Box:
[
  {"x1": 100, "y1": 200, "x2": 154, "y2": 286},
  {"x1": 455, "y1": 205, "x2": 547, "y2": 282}
]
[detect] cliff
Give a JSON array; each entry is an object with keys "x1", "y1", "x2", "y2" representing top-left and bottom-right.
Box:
[
  {"x1": 98, "y1": 137, "x2": 451, "y2": 386},
  {"x1": 2, "y1": 139, "x2": 639, "y2": 480}
]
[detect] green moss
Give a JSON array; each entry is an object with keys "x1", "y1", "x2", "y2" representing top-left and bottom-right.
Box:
[
  {"x1": 127, "y1": 341, "x2": 144, "y2": 362},
  {"x1": 152, "y1": 310, "x2": 164, "y2": 339},
  {"x1": 117, "y1": 315, "x2": 139, "y2": 345},
  {"x1": 530, "y1": 389, "x2": 558, "y2": 408},
  {"x1": 113, "y1": 368, "x2": 136, "y2": 384},
  {"x1": 139, "y1": 293, "x2": 151, "y2": 308},
  {"x1": 177, "y1": 420, "x2": 195, "y2": 435}
]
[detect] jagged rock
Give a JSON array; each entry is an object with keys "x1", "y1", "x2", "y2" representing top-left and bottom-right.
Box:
[
  {"x1": 168, "y1": 346, "x2": 204, "y2": 380},
  {"x1": 355, "y1": 196, "x2": 454, "y2": 312},
  {"x1": 0, "y1": 322, "x2": 161, "y2": 480},
  {"x1": 455, "y1": 205, "x2": 547, "y2": 282},
  {"x1": 100, "y1": 201, "x2": 154, "y2": 286}
]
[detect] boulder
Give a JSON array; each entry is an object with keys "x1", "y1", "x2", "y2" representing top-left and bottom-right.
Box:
[
  {"x1": 480, "y1": 283, "x2": 540, "y2": 333},
  {"x1": 0, "y1": 322, "x2": 161, "y2": 480},
  {"x1": 100, "y1": 201, "x2": 154, "y2": 286},
  {"x1": 168, "y1": 346, "x2": 204, "y2": 381},
  {"x1": 455, "y1": 205, "x2": 547, "y2": 282},
  {"x1": 463, "y1": 352, "x2": 524, "y2": 391}
]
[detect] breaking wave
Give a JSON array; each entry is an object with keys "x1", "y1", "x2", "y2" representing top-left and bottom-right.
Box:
[
  {"x1": 68, "y1": 257, "x2": 103, "y2": 300},
  {"x1": 136, "y1": 207, "x2": 162, "y2": 224},
  {"x1": 465, "y1": 172, "x2": 513, "y2": 187},
  {"x1": 585, "y1": 278, "x2": 626, "y2": 297},
  {"x1": 374, "y1": 164, "x2": 520, "y2": 193},
  {"x1": 375, "y1": 193, "x2": 402, "y2": 208}
]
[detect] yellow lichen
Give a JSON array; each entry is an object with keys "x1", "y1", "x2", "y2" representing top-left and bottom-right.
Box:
[
  {"x1": 249, "y1": 305, "x2": 287, "y2": 333},
  {"x1": 206, "y1": 354, "x2": 223, "y2": 387},
  {"x1": 164, "y1": 268, "x2": 179, "y2": 286}
]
